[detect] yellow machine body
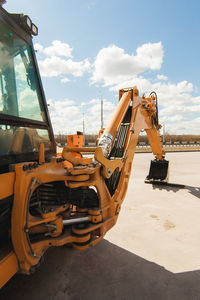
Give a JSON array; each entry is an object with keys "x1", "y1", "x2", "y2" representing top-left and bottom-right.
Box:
[{"x1": 0, "y1": 4, "x2": 168, "y2": 289}]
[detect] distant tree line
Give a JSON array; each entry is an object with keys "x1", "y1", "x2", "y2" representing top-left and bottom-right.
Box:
[
  {"x1": 55, "y1": 134, "x2": 67, "y2": 145},
  {"x1": 55, "y1": 133, "x2": 200, "y2": 146},
  {"x1": 138, "y1": 134, "x2": 200, "y2": 145}
]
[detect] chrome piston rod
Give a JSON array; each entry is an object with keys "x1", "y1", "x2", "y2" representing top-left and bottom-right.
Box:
[{"x1": 63, "y1": 216, "x2": 89, "y2": 226}]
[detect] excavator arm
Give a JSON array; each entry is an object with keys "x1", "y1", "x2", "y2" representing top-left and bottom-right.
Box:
[
  {"x1": 1, "y1": 86, "x2": 169, "y2": 285},
  {"x1": 60, "y1": 86, "x2": 169, "y2": 247},
  {"x1": 63, "y1": 86, "x2": 168, "y2": 185}
]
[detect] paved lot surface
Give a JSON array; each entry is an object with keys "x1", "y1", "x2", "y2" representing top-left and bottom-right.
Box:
[{"x1": 1, "y1": 152, "x2": 200, "y2": 299}]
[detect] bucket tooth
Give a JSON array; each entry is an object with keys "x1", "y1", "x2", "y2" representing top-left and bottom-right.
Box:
[{"x1": 145, "y1": 159, "x2": 169, "y2": 182}]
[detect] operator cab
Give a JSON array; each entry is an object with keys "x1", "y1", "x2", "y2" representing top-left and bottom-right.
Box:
[{"x1": 0, "y1": 4, "x2": 56, "y2": 173}]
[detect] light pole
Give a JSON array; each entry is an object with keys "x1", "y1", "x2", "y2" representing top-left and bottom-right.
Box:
[
  {"x1": 99, "y1": 91, "x2": 104, "y2": 129},
  {"x1": 83, "y1": 112, "x2": 85, "y2": 146},
  {"x1": 163, "y1": 123, "x2": 165, "y2": 144}
]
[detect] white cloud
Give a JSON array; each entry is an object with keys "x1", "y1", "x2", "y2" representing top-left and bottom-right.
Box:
[
  {"x1": 61, "y1": 77, "x2": 71, "y2": 83},
  {"x1": 157, "y1": 74, "x2": 168, "y2": 81},
  {"x1": 106, "y1": 76, "x2": 200, "y2": 134},
  {"x1": 85, "y1": 99, "x2": 116, "y2": 133},
  {"x1": 89, "y1": 41, "x2": 200, "y2": 134},
  {"x1": 47, "y1": 79, "x2": 200, "y2": 135},
  {"x1": 163, "y1": 117, "x2": 200, "y2": 135},
  {"x1": 35, "y1": 40, "x2": 200, "y2": 135},
  {"x1": 48, "y1": 97, "x2": 116, "y2": 134},
  {"x1": 47, "y1": 98, "x2": 81, "y2": 134},
  {"x1": 34, "y1": 43, "x2": 44, "y2": 53},
  {"x1": 38, "y1": 56, "x2": 90, "y2": 77},
  {"x1": 91, "y1": 42, "x2": 163, "y2": 86},
  {"x1": 136, "y1": 42, "x2": 163, "y2": 70},
  {"x1": 142, "y1": 79, "x2": 200, "y2": 134},
  {"x1": 35, "y1": 40, "x2": 72, "y2": 57},
  {"x1": 88, "y1": 98, "x2": 115, "y2": 115},
  {"x1": 35, "y1": 41, "x2": 91, "y2": 80}
]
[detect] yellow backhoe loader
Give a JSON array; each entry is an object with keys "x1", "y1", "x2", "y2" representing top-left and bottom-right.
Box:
[{"x1": 0, "y1": 3, "x2": 169, "y2": 288}]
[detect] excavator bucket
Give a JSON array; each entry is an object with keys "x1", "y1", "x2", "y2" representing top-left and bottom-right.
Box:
[{"x1": 145, "y1": 159, "x2": 169, "y2": 182}]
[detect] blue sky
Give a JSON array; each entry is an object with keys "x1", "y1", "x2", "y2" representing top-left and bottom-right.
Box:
[{"x1": 5, "y1": 0, "x2": 200, "y2": 134}]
